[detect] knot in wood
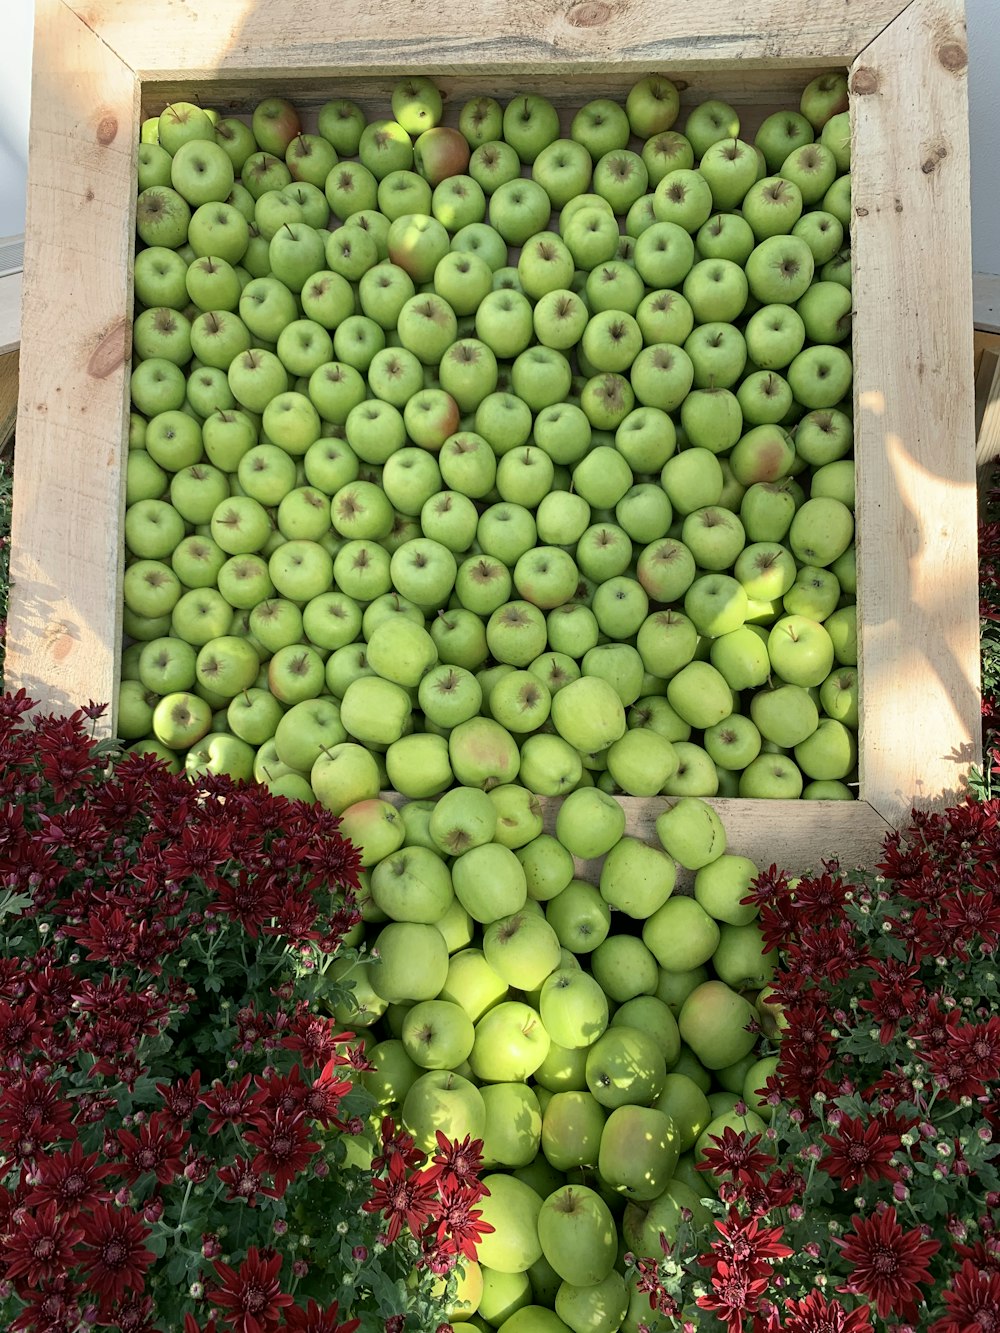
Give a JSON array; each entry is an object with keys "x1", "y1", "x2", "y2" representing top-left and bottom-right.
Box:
[
  {"x1": 566, "y1": 0, "x2": 613, "y2": 27},
  {"x1": 921, "y1": 141, "x2": 948, "y2": 174},
  {"x1": 850, "y1": 67, "x2": 879, "y2": 96},
  {"x1": 86, "y1": 317, "x2": 130, "y2": 379},
  {"x1": 96, "y1": 114, "x2": 119, "y2": 145},
  {"x1": 937, "y1": 41, "x2": 967, "y2": 72}
]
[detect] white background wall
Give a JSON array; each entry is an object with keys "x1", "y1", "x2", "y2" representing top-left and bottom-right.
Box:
[{"x1": 0, "y1": 0, "x2": 997, "y2": 273}]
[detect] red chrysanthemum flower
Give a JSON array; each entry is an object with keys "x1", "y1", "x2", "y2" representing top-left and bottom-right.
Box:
[
  {"x1": 789, "y1": 873, "x2": 849, "y2": 924},
  {"x1": 0, "y1": 1068, "x2": 77, "y2": 1149},
  {"x1": 76, "y1": 1203, "x2": 157, "y2": 1307},
  {"x1": 363, "y1": 1153, "x2": 442, "y2": 1244},
  {"x1": 216, "y1": 1156, "x2": 280, "y2": 1207},
  {"x1": 954, "y1": 1238, "x2": 1000, "y2": 1273},
  {"x1": 103, "y1": 1292, "x2": 160, "y2": 1333},
  {"x1": 431, "y1": 1131, "x2": 486, "y2": 1194},
  {"x1": 948, "y1": 1016, "x2": 1000, "y2": 1081},
  {"x1": 938, "y1": 887, "x2": 1000, "y2": 951},
  {"x1": 200, "y1": 1074, "x2": 258, "y2": 1135},
  {"x1": 0, "y1": 995, "x2": 46, "y2": 1065},
  {"x1": 858, "y1": 973, "x2": 921, "y2": 1045},
  {"x1": 424, "y1": 1175, "x2": 495, "y2": 1260},
  {"x1": 834, "y1": 1207, "x2": 940, "y2": 1321},
  {"x1": 117, "y1": 1109, "x2": 189, "y2": 1185},
  {"x1": 819, "y1": 1114, "x2": 902, "y2": 1190},
  {"x1": 929, "y1": 1258, "x2": 1000, "y2": 1333},
  {"x1": 243, "y1": 1109, "x2": 321, "y2": 1194},
  {"x1": 703, "y1": 1209, "x2": 794, "y2": 1275},
  {"x1": 9, "y1": 1280, "x2": 84, "y2": 1333},
  {"x1": 68, "y1": 906, "x2": 135, "y2": 967},
  {"x1": 24, "y1": 1140, "x2": 119, "y2": 1215},
  {"x1": 372, "y1": 1115, "x2": 424, "y2": 1172},
  {"x1": 782, "y1": 1288, "x2": 874, "y2": 1332},
  {"x1": 207, "y1": 1245, "x2": 294, "y2": 1333},
  {"x1": 698, "y1": 1126, "x2": 775, "y2": 1183},
  {"x1": 156, "y1": 1070, "x2": 203, "y2": 1126},
  {"x1": 696, "y1": 1258, "x2": 773, "y2": 1333},
  {"x1": 1, "y1": 1200, "x2": 83, "y2": 1289},
  {"x1": 284, "y1": 1298, "x2": 361, "y2": 1332},
  {"x1": 927, "y1": 1040, "x2": 991, "y2": 1100},
  {"x1": 280, "y1": 1009, "x2": 354, "y2": 1070}
]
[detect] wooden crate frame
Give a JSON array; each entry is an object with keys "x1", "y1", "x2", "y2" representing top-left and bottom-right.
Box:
[{"x1": 7, "y1": 0, "x2": 979, "y2": 874}]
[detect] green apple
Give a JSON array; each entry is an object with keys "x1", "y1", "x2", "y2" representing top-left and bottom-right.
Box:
[
  {"x1": 554, "y1": 788, "x2": 626, "y2": 861},
  {"x1": 440, "y1": 948, "x2": 509, "y2": 1022},
  {"x1": 541, "y1": 1091, "x2": 606, "y2": 1175},
  {"x1": 537, "y1": 1185, "x2": 617, "y2": 1289},
  {"x1": 642, "y1": 896, "x2": 721, "y2": 972},
  {"x1": 370, "y1": 920, "x2": 449, "y2": 1003},
  {"x1": 787, "y1": 344, "x2": 854, "y2": 409},
  {"x1": 590, "y1": 935, "x2": 659, "y2": 1005},
  {"x1": 545, "y1": 880, "x2": 612, "y2": 956},
  {"x1": 370, "y1": 845, "x2": 454, "y2": 924},
  {"x1": 713, "y1": 920, "x2": 778, "y2": 991},
  {"x1": 794, "y1": 716, "x2": 857, "y2": 780},
  {"x1": 678, "y1": 980, "x2": 759, "y2": 1070},
  {"x1": 655, "y1": 796, "x2": 726, "y2": 869},
  {"x1": 652, "y1": 169, "x2": 713, "y2": 233},
  {"x1": 449, "y1": 716, "x2": 521, "y2": 791},
  {"x1": 550, "y1": 677, "x2": 626, "y2": 756},
  {"x1": 476, "y1": 1173, "x2": 544, "y2": 1274},
  {"x1": 481, "y1": 1082, "x2": 543, "y2": 1169},
  {"x1": 470, "y1": 1000, "x2": 551, "y2": 1083},
  {"x1": 599, "y1": 837, "x2": 675, "y2": 918},
  {"x1": 539, "y1": 968, "x2": 610, "y2": 1050},
  {"x1": 820, "y1": 665, "x2": 860, "y2": 728},
  {"x1": 338, "y1": 798, "x2": 407, "y2": 868},
  {"x1": 401, "y1": 998, "x2": 475, "y2": 1070},
  {"x1": 452, "y1": 842, "x2": 528, "y2": 924},
  {"x1": 767, "y1": 614, "x2": 835, "y2": 687},
  {"x1": 484, "y1": 911, "x2": 563, "y2": 991},
  {"x1": 598, "y1": 1105, "x2": 681, "y2": 1202},
  {"x1": 738, "y1": 752, "x2": 805, "y2": 799},
  {"x1": 402, "y1": 1069, "x2": 486, "y2": 1155},
  {"x1": 605, "y1": 730, "x2": 679, "y2": 797},
  {"x1": 585, "y1": 1025, "x2": 666, "y2": 1110},
  {"x1": 750, "y1": 682, "x2": 820, "y2": 747}
]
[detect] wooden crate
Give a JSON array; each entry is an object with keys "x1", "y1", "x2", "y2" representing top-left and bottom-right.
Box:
[{"x1": 6, "y1": 0, "x2": 980, "y2": 874}]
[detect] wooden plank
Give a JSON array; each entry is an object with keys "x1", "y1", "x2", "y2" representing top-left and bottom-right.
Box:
[
  {"x1": 975, "y1": 329, "x2": 1000, "y2": 370},
  {"x1": 142, "y1": 72, "x2": 820, "y2": 121},
  {"x1": 851, "y1": 0, "x2": 981, "y2": 827},
  {"x1": 73, "y1": 0, "x2": 908, "y2": 81},
  {"x1": 0, "y1": 272, "x2": 22, "y2": 357},
  {"x1": 975, "y1": 351, "x2": 1000, "y2": 468},
  {"x1": 384, "y1": 792, "x2": 894, "y2": 884},
  {"x1": 974, "y1": 271, "x2": 1000, "y2": 332},
  {"x1": 0, "y1": 351, "x2": 17, "y2": 455},
  {"x1": 5, "y1": 0, "x2": 138, "y2": 722}
]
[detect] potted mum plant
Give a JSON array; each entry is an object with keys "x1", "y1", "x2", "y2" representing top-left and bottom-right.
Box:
[
  {"x1": 0, "y1": 692, "x2": 489, "y2": 1333},
  {"x1": 628, "y1": 799, "x2": 1000, "y2": 1331}
]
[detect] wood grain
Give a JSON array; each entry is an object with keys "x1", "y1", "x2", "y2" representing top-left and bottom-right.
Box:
[
  {"x1": 851, "y1": 0, "x2": 980, "y2": 827},
  {"x1": 0, "y1": 272, "x2": 22, "y2": 357},
  {"x1": 73, "y1": 0, "x2": 908, "y2": 82},
  {"x1": 5, "y1": 0, "x2": 137, "y2": 721},
  {"x1": 975, "y1": 349, "x2": 1000, "y2": 466},
  {"x1": 0, "y1": 351, "x2": 17, "y2": 455}
]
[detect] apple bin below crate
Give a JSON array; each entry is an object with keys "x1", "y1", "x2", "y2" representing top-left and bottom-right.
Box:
[{"x1": 6, "y1": 0, "x2": 980, "y2": 875}]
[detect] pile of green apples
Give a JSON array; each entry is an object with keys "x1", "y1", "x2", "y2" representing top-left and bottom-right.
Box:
[
  {"x1": 331, "y1": 790, "x2": 781, "y2": 1332},
  {"x1": 122, "y1": 69, "x2": 859, "y2": 805}
]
